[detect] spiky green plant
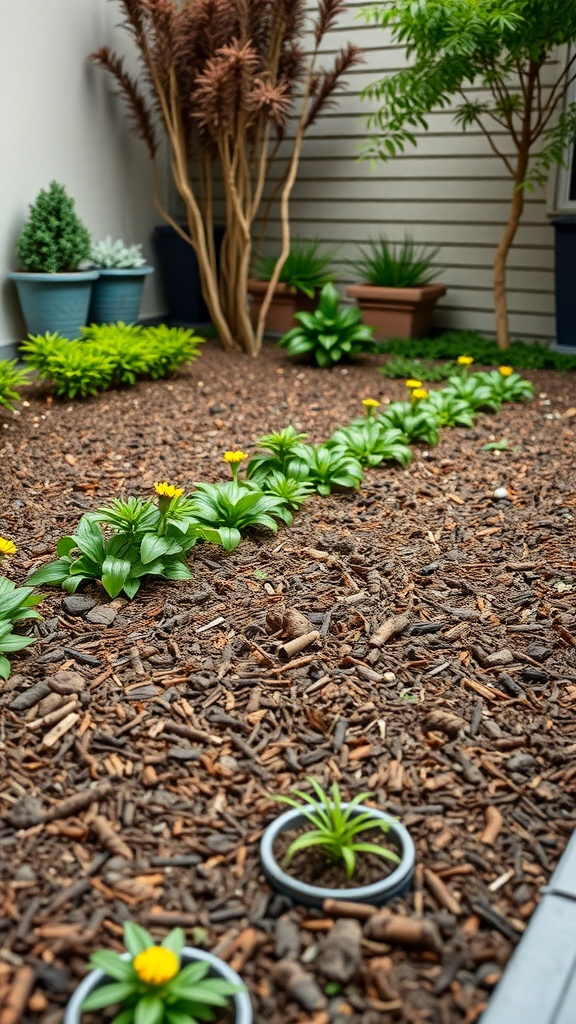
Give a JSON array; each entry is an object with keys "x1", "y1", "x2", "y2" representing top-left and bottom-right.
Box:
[
  {"x1": 254, "y1": 239, "x2": 335, "y2": 298},
  {"x1": 352, "y1": 236, "x2": 440, "y2": 288}
]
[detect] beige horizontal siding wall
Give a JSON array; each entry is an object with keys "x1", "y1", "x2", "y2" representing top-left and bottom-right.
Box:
[{"x1": 255, "y1": 0, "x2": 559, "y2": 341}]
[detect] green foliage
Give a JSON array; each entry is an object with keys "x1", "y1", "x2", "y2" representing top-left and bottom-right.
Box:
[
  {"x1": 0, "y1": 577, "x2": 43, "y2": 681},
  {"x1": 379, "y1": 355, "x2": 459, "y2": 381},
  {"x1": 474, "y1": 369, "x2": 535, "y2": 402},
  {"x1": 254, "y1": 239, "x2": 335, "y2": 298},
  {"x1": 419, "y1": 388, "x2": 476, "y2": 428},
  {"x1": 15, "y1": 181, "x2": 91, "y2": 273},
  {"x1": 187, "y1": 481, "x2": 293, "y2": 552},
  {"x1": 259, "y1": 470, "x2": 314, "y2": 509},
  {"x1": 273, "y1": 777, "x2": 400, "y2": 880},
  {"x1": 21, "y1": 324, "x2": 204, "y2": 399},
  {"x1": 279, "y1": 283, "x2": 378, "y2": 367},
  {"x1": 90, "y1": 235, "x2": 146, "y2": 268},
  {"x1": 26, "y1": 493, "x2": 227, "y2": 600},
  {"x1": 481, "y1": 438, "x2": 520, "y2": 451},
  {"x1": 378, "y1": 402, "x2": 441, "y2": 445},
  {"x1": 300, "y1": 445, "x2": 364, "y2": 496},
  {"x1": 82, "y1": 923, "x2": 243, "y2": 1024},
  {"x1": 379, "y1": 331, "x2": 576, "y2": 371},
  {"x1": 246, "y1": 425, "x2": 311, "y2": 484},
  {"x1": 442, "y1": 374, "x2": 502, "y2": 412},
  {"x1": 328, "y1": 422, "x2": 413, "y2": 467},
  {"x1": 352, "y1": 235, "x2": 440, "y2": 288},
  {"x1": 0, "y1": 360, "x2": 31, "y2": 411}
]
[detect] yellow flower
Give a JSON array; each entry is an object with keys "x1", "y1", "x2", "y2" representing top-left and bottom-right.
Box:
[
  {"x1": 133, "y1": 946, "x2": 179, "y2": 987},
  {"x1": 499, "y1": 365, "x2": 513, "y2": 377},
  {"x1": 0, "y1": 537, "x2": 17, "y2": 558},
  {"x1": 154, "y1": 482, "x2": 183, "y2": 500},
  {"x1": 411, "y1": 388, "x2": 429, "y2": 401},
  {"x1": 405, "y1": 379, "x2": 423, "y2": 390},
  {"x1": 362, "y1": 398, "x2": 380, "y2": 409},
  {"x1": 457, "y1": 355, "x2": 474, "y2": 366},
  {"x1": 223, "y1": 451, "x2": 247, "y2": 464}
]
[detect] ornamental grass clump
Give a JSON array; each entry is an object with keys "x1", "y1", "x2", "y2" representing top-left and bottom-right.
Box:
[
  {"x1": 0, "y1": 541, "x2": 43, "y2": 681},
  {"x1": 15, "y1": 181, "x2": 91, "y2": 273},
  {"x1": 254, "y1": 239, "x2": 335, "y2": 298},
  {"x1": 0, "y1": 360, "x2": 31, "y2": 411},
  {"x1": 81, "y1": 922, "x2": 243, "y2": 1024},
  {"x1": 90, "y1": 0, "x2": 362, "y2": 356},
  {"x1": 279, "y1": 282, "x2": 378, "y2": 367},
  {"x1": 273, "y1": 778, "x2": 400, "y2": 880},
  {"x1": 352, "y1": 235, "x2": 440, "y2": 288}
]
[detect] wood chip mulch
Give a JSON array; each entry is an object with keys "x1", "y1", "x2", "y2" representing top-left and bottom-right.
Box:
[{"x1": 1, "y1": 341, "x2": 575, "y2": 1024}]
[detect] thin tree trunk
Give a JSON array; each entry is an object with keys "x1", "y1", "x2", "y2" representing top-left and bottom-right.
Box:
[{"x1": 493, "y1": 176, "x2": 526, "y2": 350}]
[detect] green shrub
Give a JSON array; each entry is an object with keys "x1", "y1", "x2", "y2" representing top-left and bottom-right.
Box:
[
  {"x1": 15, "y1": 181, "x2": 91, "y2": 273},
  {"x1": 21, "y1": 323, "x2": 204, "y2": 399},
  {"x1": 351, "y1": 235, "x2": 440, "y2": 288},
  {"x1": 279, "y1": 282, "x2": 378, "y2": 367},
  {"x1": 0, "y1": 576, "x2": 43, "y2": 680},
  {"x1": 254, "y1": 239, "x2": 334, "y2": 297},
  {"x1": 0, "y1": 360, "x2": 31, "y2": 411},
  {"x1": 379, "y1": 355, "x2": 458, "y2": 381},
  {"x1": 379, "y1": 330, "x2": 576, "y2": 371}
]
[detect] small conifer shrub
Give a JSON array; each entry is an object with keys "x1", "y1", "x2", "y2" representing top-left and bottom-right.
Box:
[{"x1": 16, "y1": 181, "x2": 91, "y2": 273}]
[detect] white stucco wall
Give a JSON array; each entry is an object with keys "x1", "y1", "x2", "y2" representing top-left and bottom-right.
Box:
[{"x1": 0, "y1": 0, "x2": 166, "y2": 358}]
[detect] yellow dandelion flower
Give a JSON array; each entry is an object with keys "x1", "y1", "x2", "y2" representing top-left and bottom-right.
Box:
[
  {"x1": 362, "y1": 398, "x2": 380, "y2": 409},
  {"x1": 405, "y1": 379, "x2": 423, "y2": 390},
  {"x1": 411, "y1": 388, "x2": 429, "y2": 401},
  {"x1": 0, "y1": 537, "x2": 17, "y2": 557},
  {"x1": 499, "y1": 366, "x2": 513, "y2": 377},
  {"x1": 223, "y1": 451, "x2": 247, "y2": 464},
  {"x1": 154, "y1": 482, "x2": 183, "y2": 500},
  {"x1": 133, "y1": 946, "x2": 179, "y2": 987},
  {"x1": 457, "y1": 355, "x2": 474, "y2": 366}
]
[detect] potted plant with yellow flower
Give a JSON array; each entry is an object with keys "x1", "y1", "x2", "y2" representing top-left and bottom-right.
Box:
[{"x1": 65, "y1": 922, "x2": 251, "y2": 1024}]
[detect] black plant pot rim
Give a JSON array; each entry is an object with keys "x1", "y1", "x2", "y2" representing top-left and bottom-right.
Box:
[
  {"x1": 63, "y1": 945, "x2": 252, "y2": 1024},
  {"x1": 260, "y1": 805, "x2": 416, "y2": 908}
]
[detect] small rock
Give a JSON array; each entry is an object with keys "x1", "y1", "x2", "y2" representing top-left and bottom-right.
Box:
[
  {"x1": 275, "y1": 918, "x2": 302, "y2": 960},
  {"x1": 524, "y1": 643, "x2": 552, "y2": 661},
  {"x1": 315, "y1": 919, "x2": 362, "y2": 983},
  {"x1": 506, "y1": 752, "x2": 537, "y2": 773},
  {"x1": 148, "y1": 653, "x2": 174, "y2": 667},
  {"x1": 9, "y1": 796, "x2": 45, "y2": 828},
  {"x1": 383, "y1": 671, "x2": 396, "y2": 682},
  {"x1": 9, "y1": 681, "x2": 51, "y2": 713},
  {"x1": 35, "y1": 964, "x2": 71, "y2": 995},
  {"x1": 167, "y1": 745, "x2": 202, "y2": 761},
  {"x1": 48, "y1": 669, "x2": 86, "y2": 695},
  {"x1": 85, "y1": 605, "x2": 117, "y2": 626},
  {"x1": 62, "y1": 594, "x2": 96, "y2": 616},
  {"x1": 419, "y1": 562, "x2": 439, "y2": 576},
  {"x1": 273, "y1": 959, "x2": 327, "y2": 1011},
  {"x1": 14, "y1": 865, "x2": 37, "y2": 881},
  {"x1": 493, "y1": 487, "x2": 510, "y2": 500},
  {"x1": 485, "y1": 648, "x2": 514, "y2": 666}
]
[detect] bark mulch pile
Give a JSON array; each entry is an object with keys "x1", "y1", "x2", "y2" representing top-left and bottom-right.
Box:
[{"x1": 1, "y1": 341, "x2": 575, "y2": 1024}]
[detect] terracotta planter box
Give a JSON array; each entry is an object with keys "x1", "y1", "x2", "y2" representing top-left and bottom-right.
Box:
[
  {"x1": 346, "y1": 282, "x2": 447, "y2": 342},
  {"x1": 247, "y1": 279, "x2": 316, "y2": 336}
]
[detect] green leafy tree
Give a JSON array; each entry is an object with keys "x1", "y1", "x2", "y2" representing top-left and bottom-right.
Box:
[{"x1": 361, "y1": 0, "x2": 576, "y2": 349}]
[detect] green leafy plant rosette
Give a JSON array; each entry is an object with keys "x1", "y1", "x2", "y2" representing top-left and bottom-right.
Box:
[
  {"x1": 378, "y1": 400, "x2": 441, "y2": 446},
  {"x1": 188, "y1": 480, "x2": 292, "y2": 552},
  {"x1": 419, "y1": 388, "x2": 476, "y2": 429},
  {"x1": 441, "y1": 374, "x2": 502, "y2": 413},
  {"x1": 0, "y1": 574, "x2": 43, "y2": 681},
  {"x1": 475, "y1": 367, "x2": 535, "y2": 403},
  {"x1": 246, "y1": 426, "x2": 311, "y2": 485},
  {"x1": 278, "y1": 282, "x2": 378, "y2": 367},
  {"x1": 254, "y1": 239, "x2": 335, "y2": 298},
  {"x1": 81, "y1": 922, "x2": 243, "y2": 1024},
  {"x1": 16, "y1": 180, "x2": 91, "y2": 273},
  {"x1": 299, "y1": 445, "x2": 364, "y2": 496},
  {"x1": 273, "y1": 778, "x2": 401, "y2": 880},
  {"x1": 352, "y1": 235, "x2": 439, "y2": 288},
  {"x1": 327, "y1": 421, "x2": 413, "y2": 468},
  {"x1": 90, "y1": 236, "x2": 147, "y2": 269}
]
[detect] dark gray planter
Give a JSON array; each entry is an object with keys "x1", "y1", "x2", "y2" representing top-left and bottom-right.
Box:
[
  {"x1": 260, "y1": 804, "x2": 415, "y2": 908},
  {"x1": 9, "y1": 269, "x2": 100, "y2": 339},
  {"x1": 63, "y1": 946, "x2": 252, "y2": 1024}
]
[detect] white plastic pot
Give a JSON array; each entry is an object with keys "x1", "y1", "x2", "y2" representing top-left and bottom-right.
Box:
[
  {"x1": 260, "y1": 805, "x2": 415, "y2": 909},
  {"x1": 63, "y1": 946, "x2": 252, "y2": 1024}
]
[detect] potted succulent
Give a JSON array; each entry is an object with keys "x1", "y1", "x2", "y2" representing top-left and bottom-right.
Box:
[
  {"x1": 64, "y1": 922, "x2": 252, "y2": 1024},
  {"x1": 346, "y1": 235, "x2": 447, "y2": 341},
  {"x1": 248, "y1": 239, "x2": 335, "y2": 336},
  {"x1": 260, "y1": 778, "x2": 415, "y2": 909},
  {"x1": 88, "y1": 236, "x2": 154, "y2": 325},
  {"x1": 8, "y1": 181, "x2": 99, "y2": 339}
]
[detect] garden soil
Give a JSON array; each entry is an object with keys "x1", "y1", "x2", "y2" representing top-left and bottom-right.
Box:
[{"x1": 1, "y1": 340, "x2": 575, "y2": 1024}]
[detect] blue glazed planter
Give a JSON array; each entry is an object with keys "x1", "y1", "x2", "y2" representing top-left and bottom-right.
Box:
[
  {"x1": 63, "y1": 946, "x2": 252, "y2": 1024},
  {"x1": 260, "y1": 805, "x2": 416, "y2": 909},
  {"x1": 88, "y1": 266, "x2": 154, "y2": 325},
  {"x1": 9, "y1": 270, "x2": 100, "y2": 339}
]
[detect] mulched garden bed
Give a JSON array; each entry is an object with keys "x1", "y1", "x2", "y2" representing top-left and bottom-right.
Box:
[{"x1": 1, "y1": 340, "x2": 575, "y2": 1024}]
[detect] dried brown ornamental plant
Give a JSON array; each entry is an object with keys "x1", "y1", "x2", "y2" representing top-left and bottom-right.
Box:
[{"x1": 90, "y1": 0, "x2": 361, "y2": 356}]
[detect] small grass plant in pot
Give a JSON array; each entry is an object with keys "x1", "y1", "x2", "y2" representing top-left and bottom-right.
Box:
[
  {"x1": 248, "y1": 239, "x2": 334, "y2": 336},
  {"x1": 260, "y1": 778, "x2": 415, "y2": 908},
  {"x1": 9, "y1": 181, "x2": 99, "y2": 338},
  {"x1": 88, "y1": 236, "x2": 154, "y2": 325},
  {"x1": 346, "y1": 235, "x2": 447, "y2": 341},
  {"x1": 64, "y1": 922, "x2": 251, "y2": 1024}
]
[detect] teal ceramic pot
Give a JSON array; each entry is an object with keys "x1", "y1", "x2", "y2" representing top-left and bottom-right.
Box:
[
  {"x1": 63, "y1": 946, "x2": 252, "y2": 1024},
  {"x1": 8, "y1": 270, "x2": 100, "y2": 339},
  {"x1": 88, "y1": 266, "x2": 154, "y2": 325}
]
